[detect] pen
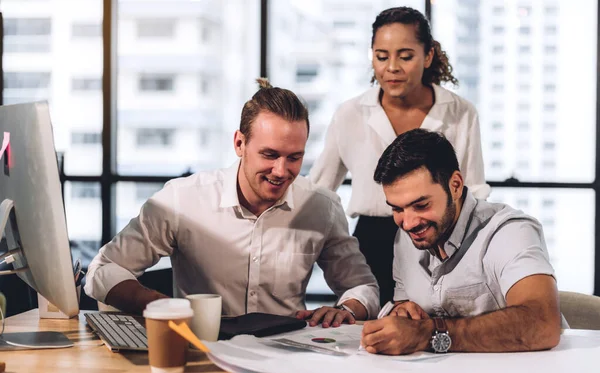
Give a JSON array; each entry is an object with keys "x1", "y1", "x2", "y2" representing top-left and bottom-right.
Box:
[
  {"x1": 73, "y1": 258, "x2": 81, "y2": 278},
  {"x1": 75, "y1": 270, "x2": 85, "y2": 287}
]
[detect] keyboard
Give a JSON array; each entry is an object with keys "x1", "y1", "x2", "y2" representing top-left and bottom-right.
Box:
[{"x1": 85, "y1": 312, "x2": 148, "y2": 352}]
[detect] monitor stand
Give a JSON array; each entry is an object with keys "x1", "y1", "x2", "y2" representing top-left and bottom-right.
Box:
[{"x1": 0, "y1": 199, "x2": 73, "y2": 349}]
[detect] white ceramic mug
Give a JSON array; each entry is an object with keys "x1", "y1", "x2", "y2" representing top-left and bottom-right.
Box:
[{"x1": 185, "y1": 294, "x2": 222, "y2": 342}]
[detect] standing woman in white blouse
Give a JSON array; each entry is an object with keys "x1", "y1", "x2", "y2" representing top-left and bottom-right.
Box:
[{"x1": 309, "y1": 7, "x2": 490, "y2": 306}]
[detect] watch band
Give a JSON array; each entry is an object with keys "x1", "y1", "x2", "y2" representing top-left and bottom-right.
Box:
[
  {"x1": 335, "y1": 304, "x2": 356, "y2": 318},
  {"x1": 433, "y1": 317, "x2": 448, "y2": 333}
]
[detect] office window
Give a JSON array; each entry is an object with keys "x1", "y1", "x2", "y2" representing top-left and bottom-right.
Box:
[
  {"x1": 519, "y1": 45, "x2": 531, "y2": 54},
  {"x1": 519, "y1": 83, "x2": 531, "y2": 91},
  {"x1": 492, "y1": 65, "x2": 504, "y2": 72},
  {"x1": 518, "y1": 64, "x2": 531, "y2": 73},
  {"x1": 138, "y1": 74, "x2": 175, "y2": 92},
  {"x1": 72, "y1": 132, "x2": 101, "y2": 145},
  {"x1": 518, "y1": 122, "x2": 530, "y2": 131},
  {"x1": 4, "y1": 18, "x2": 51, "y2": 35},
  {"x1": 519, "y1": 26, "x2": 531, "y2": 35},
  {"x1": 333, "y1": 21, "x2": 355, "y2": 28},
  {"x1": 71, "y1": 183, "x2": 101, "y2": 199},
  {"x1": 492, "y1": 6, "x2": 504, "y2": 15},
  {"x1": 305, "y1": 99, "x2": 320, "y2": 113},
  {"x1": 117, "y1": 0, "x2": 259, "y2": 179},
  {"x1": 136, "y1": 128, "x2": 176, "y2": 147},
  {"x1": 198, "y1": 75, "x2": 212, "y2": 95},
  {"x1": 545, "y1": 25, "x2": 558, "y2": 35},
  {"x1": 517, "y1": 160, "x2": 529, "y2": 169},
  {"x1": 295, "y1": 64, "x2": 319, "y2": 83},
  {"x1": 517, "y1": 140, "x2": 529, "y2": 149},
  {"x1": 492, "y1": 45, "x2": 504, "y2": 53},
  {"x1": 64, "y1": 182, "x2": 102, "y2": 265},
  {"x1": 492, "y1": 121, "x2": 503, "y2": 130},
  {"x1": 1, "y1": 1, "x2": 103, "y2": 178},
  {"x1": 135, "y1": 183, "x2": 163, "y2": 201},
  {"x1": 4, "y1": 72, "x2": 51, "y2": 89},
  {"x1": 72, "y1": 23, "x2": 101, "y2": 38},
  {"x1": 489, "y1": 188, "x2": 594, "y2": 294},
  {"x1": 491, "y1": 141, "x2": 503, "y2": 149},
  {"x1": 433, "y1": 0, "x2": 596, "y2": 185},
  {"x1": 136, "y1": 19, "x2": 176, "y2": 38},
  {"x1": 543, "y1": 141, "x2": 556, "y2": 150},
  {"x1": 492, "y1": 26, "x2": 504, "y2": 34},
  {"x1": 198, "y1": 128, "x2": 212, "y2": 147},
  {"x1": 72, "y1": 78, "x2": 102, "y2": 91}
]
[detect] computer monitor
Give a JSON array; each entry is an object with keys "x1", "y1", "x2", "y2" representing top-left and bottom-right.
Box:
[{"x1": 0, "y1": 101, "x2": 79, "y2": 319}]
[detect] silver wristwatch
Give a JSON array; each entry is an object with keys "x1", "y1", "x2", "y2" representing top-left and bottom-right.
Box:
[
  {"x1": 334, "y1": 304, "x2": 356, "y2": 318},
  {"x1": 431, "y1": 317, "x2": 452, "y2": 353}
]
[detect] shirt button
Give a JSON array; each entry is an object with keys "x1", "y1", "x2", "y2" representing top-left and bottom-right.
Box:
[
  {"x1": 252, "y1": 256, "x2": 258, "y2": 263},
  {"x1": 250, "y1": 291, "x2": 256, "y2": 296}
]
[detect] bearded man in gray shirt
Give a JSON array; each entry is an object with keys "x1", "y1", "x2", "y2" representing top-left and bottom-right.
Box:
[{"x1": 361, "y1": 128, "x2": 561, "y2": 355}]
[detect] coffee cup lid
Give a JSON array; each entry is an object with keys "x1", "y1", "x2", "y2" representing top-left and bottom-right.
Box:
[{"x1": 143, "y1": 298, "x2": 194, "y2": 320}]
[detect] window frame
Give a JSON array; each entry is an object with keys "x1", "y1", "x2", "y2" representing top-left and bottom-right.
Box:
[{"x1": 1, "y1": 0, "x2": 598, "y2": 298}]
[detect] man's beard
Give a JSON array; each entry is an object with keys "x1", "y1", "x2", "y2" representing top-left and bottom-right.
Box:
[{"x1": 407, "y1": 193, "x2": 456, "y2": 251}]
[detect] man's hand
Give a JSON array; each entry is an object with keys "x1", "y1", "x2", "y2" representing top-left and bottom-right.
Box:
[
  {"x1": 295, "y1": 306, "x2": 355, "y2": 328},
  {"x1": 389, "y1": 301, "x2": 430, "y2": 320},
  {"x1": 361, "y1": 316, "x2": 434, "y2": 355}
]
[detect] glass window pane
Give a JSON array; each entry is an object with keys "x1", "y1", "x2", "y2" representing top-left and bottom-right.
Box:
[
  {"x1": 64, "y1": 182, "x2": 102, "y2": 266},
  {"x1": 489, "y1": 188, "x2": 595, "y2": 294},
  {"x1": 1, "y1": 0, "x2": 104, "y2": 176},
  {"x1": 269, "y1": 0, "x2": 426, "y2": 175},
  {"x1": 116, "y1": 0, "x2": 260, "y2": 176},
  {"x1": 115, "y1": 182, "x2": 165, "y2": 234},
  {"x1": 432, "y1": 1, "x2": 597, "y2": 182}
]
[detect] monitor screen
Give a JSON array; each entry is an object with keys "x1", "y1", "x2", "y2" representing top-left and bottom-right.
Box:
[{"x1": 0, "y1": 101, "x2": 79, "y2": 317}]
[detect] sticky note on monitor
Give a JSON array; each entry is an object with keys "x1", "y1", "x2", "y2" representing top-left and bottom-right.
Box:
[{"x1": 1, "y1": 132, "x2": 11, "y2": 169}]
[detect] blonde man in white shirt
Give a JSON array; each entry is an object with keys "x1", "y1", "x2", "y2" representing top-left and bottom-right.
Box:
[
  {"x1": 310, "y1": 7, "x2": 489, "y2": 306},
  {"x1": 85, "y1": 79, "x2": 380, "y2": 327}
]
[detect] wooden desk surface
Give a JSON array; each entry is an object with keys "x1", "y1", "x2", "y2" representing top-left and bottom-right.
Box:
[{"x1": 0, "y1": 309, "x2": 225, "y2": 373}]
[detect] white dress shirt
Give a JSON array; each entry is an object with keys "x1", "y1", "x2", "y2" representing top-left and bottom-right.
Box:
[
  {"x1": 85, "y1": 161, "x2": 380, "y2": 318},
  {"x1": 309, "y1": 84, "x2": 490, "y2": 217}
]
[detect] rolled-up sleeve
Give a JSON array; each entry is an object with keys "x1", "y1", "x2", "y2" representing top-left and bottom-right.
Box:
[
  {"x1": 84, "y1": 182, "x2": 179, "y2": 302},
  {"x1": 317, "y1": 197, "x2": 380, "y2": 318}
]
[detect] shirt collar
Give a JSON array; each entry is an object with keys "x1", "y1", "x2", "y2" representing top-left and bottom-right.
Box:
[
  {"x1": 442, "y1": 187, "x2": 477, "y2": 257},
  {"x1": 360, "y1": 84, "x2": 451, "y2": 143},
  {"x1": 219, "y1": 159, "x2": 295, "y2": 211}
]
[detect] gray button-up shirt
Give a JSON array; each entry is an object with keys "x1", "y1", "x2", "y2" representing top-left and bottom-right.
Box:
[
  {"x1": 393, "y1": 188, "x2": 555, "y2": 318},
  {"x1": 85, "y1": 161, "x2": 379, "y2": 318}
]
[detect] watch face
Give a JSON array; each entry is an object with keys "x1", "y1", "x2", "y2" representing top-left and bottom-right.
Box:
[{"x1": 432, "y1": 332, "x2": 452, "y2": 353}]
